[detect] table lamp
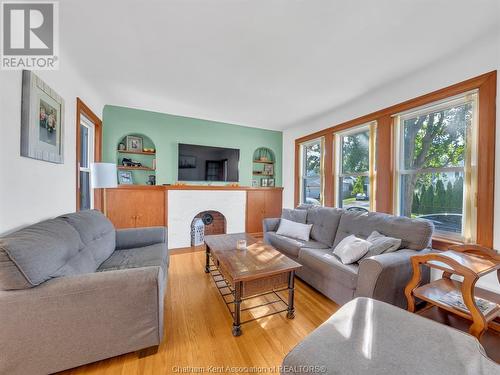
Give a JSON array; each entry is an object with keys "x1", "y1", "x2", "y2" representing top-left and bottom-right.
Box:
[{"x1": 90, "y1": 163, "x2": 117, "y2": 215}]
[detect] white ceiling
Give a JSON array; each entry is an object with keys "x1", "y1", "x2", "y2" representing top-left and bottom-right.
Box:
[{"x1": 61, "y1": 0, "x2": 499, "y2": 130}]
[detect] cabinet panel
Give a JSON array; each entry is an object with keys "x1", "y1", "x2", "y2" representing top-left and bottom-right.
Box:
[
  {"x1": 246, "y1": 190, "x2": 266, "y2": 234},
  {"x1": 106, "y1": 188, "x2": 166, "y2": 229},
  {"x1": 264, "y1": 189, "x2": 283, "y2": 219},
  {"x1": 246, "y1": 189, "x2": 283, "y2": 235}
]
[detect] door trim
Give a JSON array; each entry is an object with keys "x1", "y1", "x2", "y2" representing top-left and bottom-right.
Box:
[{"x1": 76, "y1": 98, "x2": 103, "y2": 211}]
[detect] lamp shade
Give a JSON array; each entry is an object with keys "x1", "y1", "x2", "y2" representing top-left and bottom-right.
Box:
[{"x1": 90, "y1": 163, "x2": 117, "y2": 188}]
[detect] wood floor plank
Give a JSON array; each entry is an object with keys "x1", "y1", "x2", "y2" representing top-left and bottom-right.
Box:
[{"x1": 58, "y1": 250, "x2": 338, "y2": 374}]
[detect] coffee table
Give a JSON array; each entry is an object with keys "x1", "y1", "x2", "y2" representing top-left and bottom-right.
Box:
[{"x1": 204, "y1": 233, "x2": 302, "y2": 336}]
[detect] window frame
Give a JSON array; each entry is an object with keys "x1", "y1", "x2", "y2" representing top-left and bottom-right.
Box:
[
  {"x1": 334, "y1": 122, "x2": 377, "y2": 211},
  {"x1": 393, "y1": 91, "x2": 479, "y2": 242},
  {"x1": 299, "y1": 137, "x2": 325, "y2": 206},
  {"x1": 294, "y1": 71, "x2": 496, "y2": 249}
]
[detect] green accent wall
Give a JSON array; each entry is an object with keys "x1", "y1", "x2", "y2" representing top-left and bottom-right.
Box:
[{"x1": 102, "y1": 105, "x2": 283, "y2": 186}]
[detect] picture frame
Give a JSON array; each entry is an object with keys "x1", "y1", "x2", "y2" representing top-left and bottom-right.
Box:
[
  {"x1": 263, "y1": 164, "x2": 274, "y2": 176},
  {"x1": 118, "y1": 170, "x2": 133, "y2": 184},
  {"x1": 126, "y1": 135, "x2": 143, "y2": 152},
  {"x1": 179, "y1": 155, "x2": 196, "y2": 169},
  {"x1": 21, "y1": 70, "x2": 65, "y2": 163},
  {"x1": 251, "y1": 179, "x2": 258, "y2": 187},
  {"x1": 261, "y1": 178, "x2": 268, "y2": 187},
  {"x1": 267, "y1": 178, "x2": 275, "y2": 187}
]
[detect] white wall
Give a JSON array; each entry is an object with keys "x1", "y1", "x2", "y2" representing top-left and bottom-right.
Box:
[
  {"x1": 0, "y1": 53, "x2": 105, "y2": 235},
  {"x1": 282, "y1": 31, "x2": 500, "y2": 292}
]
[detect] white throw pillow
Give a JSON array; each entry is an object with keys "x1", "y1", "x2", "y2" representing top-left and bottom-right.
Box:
[
  {"x1": 276, "y1": 218, "x2": 312, "y2": 242},
  {"x1": 333, "y1": 235, "x2": 371, "y2": 264}
]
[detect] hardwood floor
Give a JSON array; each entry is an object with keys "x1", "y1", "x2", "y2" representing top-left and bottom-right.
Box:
[{"x1": 59, "y1": 249, "x2": 338, "y2": 375}]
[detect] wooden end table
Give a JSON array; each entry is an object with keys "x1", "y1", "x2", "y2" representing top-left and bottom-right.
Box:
[
  {"x1": 405, "y1": 244, "x2": 500, "y2": 339},
  {"x1": 204, "y1": 233, "x2": 302, "y2": 336}
]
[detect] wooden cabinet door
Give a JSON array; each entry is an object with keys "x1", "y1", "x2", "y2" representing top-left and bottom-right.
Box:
[
  {"x1": 246, "y1": 190, "x2": 266, "y2": 234},
  {"x1": 135, "y1": 190, "x2": 166, "y2": 227},
  {"x1": 106, "y1": 188, "x2": 166, "y2": 229},
  {"x1": 264, "y1": 189, "x2": 282, "y2": 218},
  {"x1": 106, "y1": 189, "x2": 139, "y2": 228}
]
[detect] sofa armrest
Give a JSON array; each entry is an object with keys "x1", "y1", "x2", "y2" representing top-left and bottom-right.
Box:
[
  {"x1": 115, "y1": 226, "x2": 167, "y2": 250},
  {"x1": 263, "y1": 218, "x2": 281, "y2": 233},
  {"x1": 0, "y1": 267, "x2": 164, "y2": 375},
  {"x1": 355, "y1": 249, "x2": 431, "y2": 309}
]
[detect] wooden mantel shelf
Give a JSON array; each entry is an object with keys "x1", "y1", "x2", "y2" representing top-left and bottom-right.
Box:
[{"x1": 110, "y1": 185, "x2": 283, "y2": 191}]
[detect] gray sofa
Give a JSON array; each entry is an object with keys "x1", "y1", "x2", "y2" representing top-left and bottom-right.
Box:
[
  {"x1": 264, "y1": 207, "x2": 433, "y2": 307},
  {"x1": 282, "y1": 297, "x2": 499, "y2": 374},
  {"x1": 0, "y1": 210, "x2": 168, "y2": 375}
]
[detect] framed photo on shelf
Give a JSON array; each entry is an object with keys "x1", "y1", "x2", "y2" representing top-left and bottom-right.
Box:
[
  {"x1": 261, "y1": 178, "x2": 268, "y2": 187},
  {"x1": 21, "y1": 70, "x2": 65, "y2": 164},
  {"x1": 126, "y1": 135, "x2": 143, "y2": 152},
  {"x1": 263, "y1": 164, "x2": 274, "y2": 176},
  {"x1": 267, "y1": 178, "x2": 275, "y2": 187},
  {"x1": 118, "y1": 170, "x2": 133, "y2": 184}
]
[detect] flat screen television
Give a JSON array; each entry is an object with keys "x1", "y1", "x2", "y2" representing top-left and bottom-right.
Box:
[{"x1": 178, "y1": 143, "x2": 240, "y2": 182}]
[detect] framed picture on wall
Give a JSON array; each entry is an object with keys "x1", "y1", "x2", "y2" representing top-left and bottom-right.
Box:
[
  {"x1": 126, "y1": 135, "x2": 143, "y2": 151},
  {"x1": 261, "y1": 178, "x2": 268, "y2": 187},
  {"x1": 267, "y1": 178, "x2": 275, "y2": 187},
  {"x1": 263, "y1": 164, "x2": 274, "y2": 176},
  {"x1": 21, "y1": 70, "x2": 65, "y2": 163},
  {"x1": 251, "y1": 179, "x2": 258, "y2": 187},
  {"x1": 118, "y1": 171, "x2": 133, "y2": 184}
]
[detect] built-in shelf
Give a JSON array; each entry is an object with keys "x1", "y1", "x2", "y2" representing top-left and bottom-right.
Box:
[
  {"x1": 252, "y1": 160, "x2": 274, "y2": 164},
  {"x1": 253, "y1": 171, "x2": 274, "y2": 176},
  {"x1": 118, "y1": 166, "x2": 156, "y2": 171},
  {"x1": 117, "y1": 150, "x2": 156, "y2": 156}
]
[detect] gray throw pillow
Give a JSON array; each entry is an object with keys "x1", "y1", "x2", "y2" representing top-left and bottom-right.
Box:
[
  {"x1": 360, "y1": 231, "x2": 402, "y2": 260},
  {"x1": 333, "y1": 235, "x2": 371, "y2": 265},
  {"x1": 282, "y1": 208, "x2": 307, "y2": 224}
]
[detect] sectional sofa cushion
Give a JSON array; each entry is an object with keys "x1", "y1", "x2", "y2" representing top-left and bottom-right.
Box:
[
  {"x1": 333, "y1": 211, "x2": 433, "y2": 250},
  {"x1": 266, "y1": 232, "x2": 329, "y2": 258},
  {"x1": 282, "y1": 208, "x2": 308, "y2": 224},
  {"x1": 98, "y1": 243, "x2": 168, "y2": 276},
  {"x1": 59, "y1": 210, "x2": 116, "y2": 265},
  {"x1": 298, "y1": 248, "x2": 358, "y2": 289},
  {"x1": 333, "y1": 235, "x2": 371, "y2": 264},
  {"x1": 306, "y1": 207, "x2": 343, "y2": 246},
  {"x1": 276, "y1": 218, "x2": 312, "y2": 241},
  {"x1": 0, "y1": 218, "x2": 84, "y2": 290}
]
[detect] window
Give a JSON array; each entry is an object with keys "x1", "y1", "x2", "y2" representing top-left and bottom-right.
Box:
[
  {"x1": 300, "y1": 138, "x2": 324, "y2": 205},
  {"x1": 336, "y1": 123, "x2": 376, "y2": 211},
  {"x1": 78, "y1": 115, "x2": 95, "y2": 210},
  {"x1": 395, "y1": 92, "x2": 478, "y2": 241}
]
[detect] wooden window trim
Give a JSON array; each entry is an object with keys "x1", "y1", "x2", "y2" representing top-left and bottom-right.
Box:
[
  {"x1": 76, "y1": 97, "x2": 103, "y2": 211},
  {"x1": 294, "y1": 71, "x2": 496, "y2": 248}
]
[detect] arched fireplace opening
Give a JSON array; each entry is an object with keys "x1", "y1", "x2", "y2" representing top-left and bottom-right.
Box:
[{"x1": 190, "y1": 211, "x2": 226, "y2": 246}]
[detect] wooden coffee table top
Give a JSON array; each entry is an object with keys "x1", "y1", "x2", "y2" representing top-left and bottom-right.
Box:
[{"x1": 204, "y1": 233, "x2": 301, "y2": 282}]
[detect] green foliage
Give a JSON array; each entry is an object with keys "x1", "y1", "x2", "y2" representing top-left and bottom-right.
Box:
[
  {"x1": 410, "y1": 175, "x2": 464, "y2": 216},
  {"x1": 305, "y1": 142, "x2": 321, "y2": 176},
  {"x1": 342, "y1": 131, "x2": 369, "y2": 173},
  {"x1": 435, "y1": 179, "x2": 446, "y2": 213},
  {"x1": 352, "y1": 176, "x2": 365, "y2": 196}
]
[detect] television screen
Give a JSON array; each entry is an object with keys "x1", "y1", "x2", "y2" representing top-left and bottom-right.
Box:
[{"x1": 178, "y1": 143, "x2": 240, "y2": 182}]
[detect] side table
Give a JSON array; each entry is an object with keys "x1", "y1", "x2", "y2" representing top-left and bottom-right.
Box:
[{"x1": 405, "y1": 244, "x2": 500, "y2": 339}]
